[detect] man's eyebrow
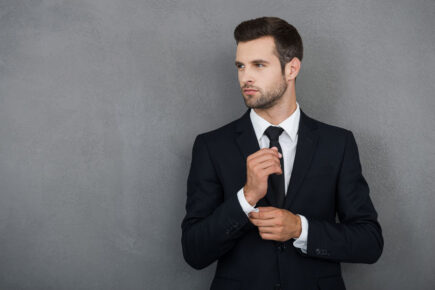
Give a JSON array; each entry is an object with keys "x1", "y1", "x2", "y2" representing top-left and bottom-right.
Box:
[
  {"x1": 235, "y1": 59, "x2": 270, "y2": 66},
  {"x1": 251, "y1": 59, "x2": 270, "y2": 64}
]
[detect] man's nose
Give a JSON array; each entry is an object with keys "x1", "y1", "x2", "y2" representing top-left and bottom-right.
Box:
[{"x1": 239, "y1": 68, "x2": 255, "y2": 85}]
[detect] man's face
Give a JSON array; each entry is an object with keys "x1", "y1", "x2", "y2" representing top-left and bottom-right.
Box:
[{"x1": 235, "y1": 36, "x2": 288, "y2": 109}]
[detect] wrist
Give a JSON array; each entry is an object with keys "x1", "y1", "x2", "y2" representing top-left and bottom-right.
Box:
[
  {"x1": 294, "y1": 215, "x2": 302, "y2": 239},
  {"x1": 243, "y1": 186, "x2": 258, "y2": 206}
]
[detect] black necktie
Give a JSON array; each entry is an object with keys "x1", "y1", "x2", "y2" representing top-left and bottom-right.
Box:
[{"x1": 264, "y1": 126, "x2": 285, "y2": 208}]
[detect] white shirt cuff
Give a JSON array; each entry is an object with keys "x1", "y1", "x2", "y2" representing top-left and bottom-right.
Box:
[
  {"x1": 293, "y1": 214, "x2": 308, "y2": 253},
  {"x1": 237, "y1": 187, "x2": 259, "y2": 216}
]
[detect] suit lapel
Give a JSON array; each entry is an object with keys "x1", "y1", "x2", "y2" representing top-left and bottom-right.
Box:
[
  {"x1": 283, "y1": 110, "x2": 319, "y2": 209},
  {"x1": 235, "y1": 109, "x2": 260, "y2": 162}
]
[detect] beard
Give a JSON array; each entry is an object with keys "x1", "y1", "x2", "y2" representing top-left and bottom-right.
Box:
[{"x1": 241, "y1": 76, "x2": 288, "y2": 109}]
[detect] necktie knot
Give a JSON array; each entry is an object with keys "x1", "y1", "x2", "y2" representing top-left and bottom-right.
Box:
[{"x1": 264, "y1": 126, "x2": 284, "y2": 142}]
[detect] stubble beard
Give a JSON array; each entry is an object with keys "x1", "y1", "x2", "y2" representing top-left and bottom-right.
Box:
[{"x1": 242, "y1": 76, "x2": 288, "y2": 109}]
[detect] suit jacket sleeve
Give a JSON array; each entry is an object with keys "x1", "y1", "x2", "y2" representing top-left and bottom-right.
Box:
[
  {"x1": 304, "y1": 130, "x2": 384, "y2": 263},
  {"x1": 181, "y1": 134, "x2": 250, "y2": 270}
]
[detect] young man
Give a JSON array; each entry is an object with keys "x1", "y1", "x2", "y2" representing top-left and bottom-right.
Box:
[{"x1": 181, "y1": 17, "x2": 383, "y2": 290}]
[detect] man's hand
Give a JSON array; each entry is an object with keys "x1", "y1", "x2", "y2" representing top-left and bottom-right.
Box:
[
  {"x1": 248, "y1": 207, "x2": 302, "y2": 242},
  {"x1": 243, "y1": 147, "x2": 282, "y2": 206}
]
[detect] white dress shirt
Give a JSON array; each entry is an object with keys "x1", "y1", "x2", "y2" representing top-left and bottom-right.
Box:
[{"x1": 237, "y1": 102, "x2": 308, "y2": 253}]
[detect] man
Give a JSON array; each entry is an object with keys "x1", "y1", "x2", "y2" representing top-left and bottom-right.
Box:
[{"x1": 181, "y1": 17, "x2": 383, "y2": 290}]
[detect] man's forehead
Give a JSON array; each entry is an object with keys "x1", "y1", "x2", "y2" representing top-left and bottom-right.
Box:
[{"x1": 235, "y1": 36, "x2": 278, "y2": 62}]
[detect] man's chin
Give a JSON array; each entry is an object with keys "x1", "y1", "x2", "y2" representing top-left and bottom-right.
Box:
[
  {"x1": 243, "y1": 95, "x2": 272, "y2": 109},
  {"x1": 245, "y1": 101, "x2": 276, "y2": 110},
  {"x1": 243, "y1": 99, "x2": 256, "y2": 109},
  {"x1": 244, "y1": 103, "x2": 265, "y2": 109}
]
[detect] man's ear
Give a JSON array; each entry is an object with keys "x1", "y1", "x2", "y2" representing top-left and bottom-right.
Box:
[{"x1": 284, "y1": 57, "x2": 301, "y2": 81}]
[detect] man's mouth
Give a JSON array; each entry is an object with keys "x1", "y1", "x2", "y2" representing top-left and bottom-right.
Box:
[{"x1": 243, "y1": 89, "x2": 258, "y2": 94}]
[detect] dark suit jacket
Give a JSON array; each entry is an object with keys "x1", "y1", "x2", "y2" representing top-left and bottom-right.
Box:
[{"x1": 181, "y1": 108, "x2": 383, "y2": 290}]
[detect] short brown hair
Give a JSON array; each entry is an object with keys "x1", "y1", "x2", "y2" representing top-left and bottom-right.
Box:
[{"x1": 234, "y1": 17, "x2": 303, "y2": 72}]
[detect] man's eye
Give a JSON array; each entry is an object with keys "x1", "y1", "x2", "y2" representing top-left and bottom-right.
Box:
[
  {"x1": 256, "y1": 63, "x2": 265, "y2": 67},
  {"x1": 237, "y1": 65, "x2": 245, "y2": 69}
]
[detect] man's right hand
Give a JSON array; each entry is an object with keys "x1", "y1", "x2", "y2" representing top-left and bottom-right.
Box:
[{"x1": 243, "y1": 147, "x2": 282, "y2": 206}]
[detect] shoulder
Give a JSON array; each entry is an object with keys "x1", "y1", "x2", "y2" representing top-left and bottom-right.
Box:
[
  {"x1": 304, "y1": 110, "x2": 350, "y2": 134},
  {"x1": 302, "y1": 111, "x2": 354, "y2": 145},
  {"x1": 303, "y1": 112, "x2": 361, "y2": 164},
  {"x1": 316, "y1": 119, "x2": 351, "y2": 137}
]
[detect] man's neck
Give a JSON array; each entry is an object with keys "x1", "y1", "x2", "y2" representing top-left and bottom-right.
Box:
[{"x1": 253, "y1": 100, "x2": 297, "y2": 125}]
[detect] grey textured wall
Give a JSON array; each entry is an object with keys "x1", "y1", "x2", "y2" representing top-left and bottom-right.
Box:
[{"x1": 0, "y1": 0, "x2": 434, "y2": 289}]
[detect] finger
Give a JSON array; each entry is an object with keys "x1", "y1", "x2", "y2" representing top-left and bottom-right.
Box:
[
  {"x1": 258, "y1": 227, "x2": 276, "y2": 235},
  {"x1": 258, "y1": 232, "x2": 278, "y2": 241},
  {"x1": 258, "y1": 226, "x2": 279, "y2": 233},
  {"x1": 269, "y1": 147, "x2": 280, "y2": 154},
  {"x1": 270, "y1": 146, "x2": 282, "y2": 157},
  {"x1": 253, "y1": 159, "x2": 281, "y2": 171},
  {"x1": 249, "y1": 217, "x2": 277, "y2": 227},
  {"x1": 247, "y1": 148, "x2": 282, "y2": 162},
  {"x1": 262, "y1": 164, "x2": 283, "y2": 176},
  {"x1": 249, "y1": 210, "x2": 274, "y2": 219},
  {"x1": 257, "y1": 208, "x2": 281, "y2": 219},
  {"x1": 250, "y1": 155, "x2": 282, "y2": 171},
  {"x1": 249, "y1": 208, "x2": 277, "y2": 219},
  {"x1": 257, "y1": 206, "x2": 277, "y2": 212}
]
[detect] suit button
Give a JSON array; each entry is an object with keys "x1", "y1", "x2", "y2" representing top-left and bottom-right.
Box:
[
  {"x1": 315, "y1": 248, "x2": 321, "y2": 255},
  {"x1": 274, "y1": 283, "x2": 281, "y2": 290}
]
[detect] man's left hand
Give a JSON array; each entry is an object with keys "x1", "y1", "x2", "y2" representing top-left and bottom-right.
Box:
[{"x1": 248, "y1": 207, "x2": 302, "y2": 242}]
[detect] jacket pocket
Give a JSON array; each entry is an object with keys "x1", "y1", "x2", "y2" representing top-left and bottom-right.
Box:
[
  {"x1": 210, "y1": 276, "x2": 241, "y2": 290},
  {"x1": 317, "y1": 275, "x2": 346, "y2": 290}
]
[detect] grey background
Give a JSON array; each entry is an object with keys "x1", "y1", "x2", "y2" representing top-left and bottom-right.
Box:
[{"x1": 0, "y1": 0, "x2": 434, "y2": 289}]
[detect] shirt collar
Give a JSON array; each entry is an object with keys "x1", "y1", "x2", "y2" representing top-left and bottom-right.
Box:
[{"x1": 249, "y1": 102, "x2": 300, "y2": 143}]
